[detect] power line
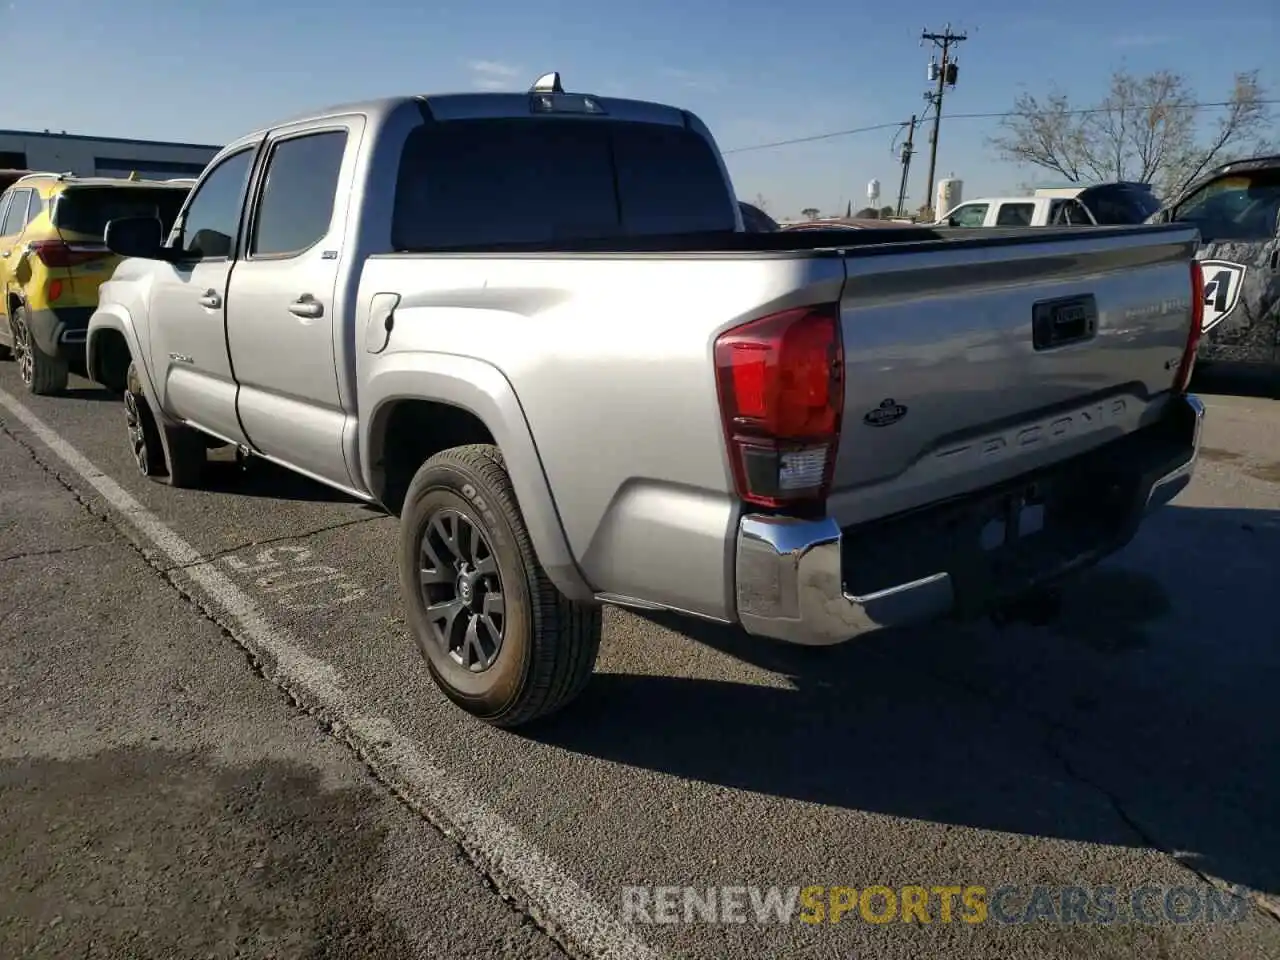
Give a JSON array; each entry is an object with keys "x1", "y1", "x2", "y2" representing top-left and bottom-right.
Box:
[
  {"x1": 721, "y1": 121, "x2": 904, "y2": 155},
  {"x1": 720, "y1": 97, "x2": 1280, "y2": 156}
]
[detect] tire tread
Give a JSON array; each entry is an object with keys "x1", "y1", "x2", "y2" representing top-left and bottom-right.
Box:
[{"x1": 413, "y1": 443, "x2": 600, "y2": 727}]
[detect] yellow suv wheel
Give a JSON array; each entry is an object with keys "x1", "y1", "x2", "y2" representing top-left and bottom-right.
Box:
[{"x1": 11, "y1": 304, "x2": 69, "y2": 396}]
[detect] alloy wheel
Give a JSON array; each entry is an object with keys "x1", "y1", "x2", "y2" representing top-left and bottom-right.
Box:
[
  {"x1": 123, "y1": 389, "x2": 149, "y2": 475},
  {"x1": 418, "y1": 508, "x2": 506, "y2": 672},
  {"x1": 12, "y1": 317, "x2": 32, "y2": 386}
]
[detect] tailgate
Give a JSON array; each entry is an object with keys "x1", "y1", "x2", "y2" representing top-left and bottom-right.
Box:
[{"x1": 826, "y1": 224, "x2": 1200, "y2": 526}]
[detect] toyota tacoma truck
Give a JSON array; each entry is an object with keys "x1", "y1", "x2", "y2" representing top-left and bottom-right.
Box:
[{"x1": 86, "y1": 72, "x2": 1208, "y2": 728}]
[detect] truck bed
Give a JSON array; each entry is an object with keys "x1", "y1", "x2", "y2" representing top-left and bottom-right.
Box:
[
  {"x1": 359, "y1": 222, "x2": 1200, "y2": 620},
  {"x1": 387, "y1": 223, "x2": 1161, "y2": 256}
]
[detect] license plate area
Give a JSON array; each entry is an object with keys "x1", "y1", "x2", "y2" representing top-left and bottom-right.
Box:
[
  {"x1": 1033, "y1": 294, "x2": 1098, "y2": 350},
  {"x1": 841, "y1": 448, "x2": 1138, "y2": 611}
]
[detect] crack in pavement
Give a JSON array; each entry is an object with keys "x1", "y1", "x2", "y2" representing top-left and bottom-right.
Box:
[
  {"x1": 916, "y1": 650, "x2": 1279, "y2": 925},
  {"x1": 0, "y1": 542, "x2": 109, "y2": 565},
  {"x1": 0, "y1": 419, "x2": 583, "y2": 957},
  {"x1": 158, "y1": 514, "x2": 388, "y2": 573}
]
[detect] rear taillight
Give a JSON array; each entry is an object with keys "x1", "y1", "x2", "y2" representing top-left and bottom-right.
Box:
[
  {"x1": 1173, "y1": 260, "x2": 1204, "y2": 393},
  {"x1": 28, "y1": 239, "x2": 109, "y2": 269},
  {"x1": 714, "y1": 303, "x2": 844, "y2": 509}
]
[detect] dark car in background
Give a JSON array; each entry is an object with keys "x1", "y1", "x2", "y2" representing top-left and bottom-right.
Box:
[
  {"x1": 738, "y1": 201, "x2": 778, "y2": 232},
  {"x1": 1074, "y1": 181, "x2": 1162, "y2": 224},
  {"x1": 1151, "y1": 155, "x2": 1280, "y2": 372}
]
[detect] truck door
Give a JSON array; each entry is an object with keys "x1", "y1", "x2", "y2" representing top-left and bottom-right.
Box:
[
  {"x1": 147, "y1": 146, "x2": 257, "y2": 443},
  {"x1": 223, "y1": 120, "x2": 356, "y2": 489},
  {"x1": 1171, "y1": 171, "x2": 1280, "y2": 367}
]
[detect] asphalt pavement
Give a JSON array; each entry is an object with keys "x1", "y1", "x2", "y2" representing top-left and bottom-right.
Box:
[{"x1": 1, "y1": 360, "x2": 1278, "y2": 960}]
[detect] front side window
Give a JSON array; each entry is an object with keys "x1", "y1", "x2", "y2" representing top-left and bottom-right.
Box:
[
  {"x1": 1171, "y1": 171, "x2": 1280, "y2": 242},
  {"x1": 250, "y1": 129, "x2": 348, "y2": 257},
  {"x1": 948, "y1": 203, "x2": 988, "y2": 228},
  {"x1": 176, "y1": 148, "x2": 256, "y2": 259}
]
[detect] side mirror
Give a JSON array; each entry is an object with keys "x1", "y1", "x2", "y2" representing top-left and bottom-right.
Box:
[{"x1": 104, "y1": 216, "x2": 171, "y2": 261}]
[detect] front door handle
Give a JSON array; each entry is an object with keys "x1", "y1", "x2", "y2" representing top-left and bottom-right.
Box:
[
  {"x1": 198, "y1": 289, "x2": 221, "y2": 309},
  {"x1": 288, "y1": 294, "x2": 324, "y2": 319},
  {"x1": 0, "y1": 251, "x2": 10, "y2": 259}
]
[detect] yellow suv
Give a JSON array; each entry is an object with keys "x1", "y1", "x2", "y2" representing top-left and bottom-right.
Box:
[{"x1": 0, "y1": 173, "x2": 190, "y2": 394}]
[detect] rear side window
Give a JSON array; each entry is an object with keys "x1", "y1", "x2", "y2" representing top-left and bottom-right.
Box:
[
  {"x1": 53, "y1": 187, "x2": 189, "y2": 240},
  {"x1": 250, "y1": 129, "x2": 348, "y2": 257},
  {"x1": 995, "y1": 203, "x2": 1035, "y2": 226},
  {"x1": 391, "y1": 118, "x2": 735, "y2": 250},
  {"x1": 1, "y1": 188, "x2": 31, "y2": 236}
]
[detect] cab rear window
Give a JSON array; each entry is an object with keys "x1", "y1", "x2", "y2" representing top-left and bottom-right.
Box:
[
  {"x1": 53, "y1": 186, "x2": 189, "y2": 239},
  {"x1": 391, "y1": 117, "x2": 736, "y2": 250}
]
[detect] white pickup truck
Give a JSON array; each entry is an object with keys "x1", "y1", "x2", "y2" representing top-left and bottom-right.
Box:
[
  {"x1": 941, "y1": 183, "x2": 1162, "y2": 228},
  {"x1": 87, "y1": 73, "x2": 1207, "y2": 727}
]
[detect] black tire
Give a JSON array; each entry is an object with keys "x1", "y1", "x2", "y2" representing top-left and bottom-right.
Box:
[
  {"x1": 398, "y1": 444, "x2": 601, "y2": 728},
  {"x1": 12, "y1": 304, "x2": 69, "y2": 396},
  {"x1": 124, "y1": 360, "x2": 206, "y2": 487},
  {"x1": 124, "y1": 361, "x2": 166, "y2": 478}
]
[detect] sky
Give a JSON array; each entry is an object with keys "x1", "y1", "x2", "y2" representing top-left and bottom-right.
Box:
[{"x1": 2, "y1": 0, "x2": 1276, "y2": 219}]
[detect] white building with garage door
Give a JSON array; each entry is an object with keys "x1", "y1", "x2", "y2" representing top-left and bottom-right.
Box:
[{"x1": 0, "y1": 128, "x2": 220, "y2": 180}]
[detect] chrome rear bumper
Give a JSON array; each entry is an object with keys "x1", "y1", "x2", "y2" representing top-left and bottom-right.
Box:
[{"x1": 734, "y1": 393, "x2": 1205, "y2": 646}]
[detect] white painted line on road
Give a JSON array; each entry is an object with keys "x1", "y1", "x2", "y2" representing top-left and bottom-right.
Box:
[{"x1": 0, "y1": 387, "x2": 661, "y2": 960}]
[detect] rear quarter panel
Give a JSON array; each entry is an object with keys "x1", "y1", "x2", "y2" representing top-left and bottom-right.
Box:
[{"x1": 356, "y1": 253, "x2": 845, "y2": 620}]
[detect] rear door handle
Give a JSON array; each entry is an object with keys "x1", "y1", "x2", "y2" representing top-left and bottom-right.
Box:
[
  {"x1": 198, "y1": 289, "x2": 221, "y2": 309},
  {"x1": 0, "y1": 251, "x2": 10, "y2": 259},
  {"x1": 288, "y1": 294, "x2": 324, "y2": 319}
]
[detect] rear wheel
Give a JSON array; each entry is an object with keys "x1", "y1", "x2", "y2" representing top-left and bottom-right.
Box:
[
  {"x1": 124, "y1": 360, "x2": 206, "y2": 487},
  {"x1": 398, "y1": 444, "x2": 601, "y2": 728},
  {"x1": 12, "y1": 305, "x2": 69, "y2": 396}
]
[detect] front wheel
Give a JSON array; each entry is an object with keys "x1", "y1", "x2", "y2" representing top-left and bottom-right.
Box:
[
  {"x1": 124, "y1": 360, "x2": 206, "y2": 487},
  {"x1": 398, "y1": 444, "x2": 601, "y2": 728}
]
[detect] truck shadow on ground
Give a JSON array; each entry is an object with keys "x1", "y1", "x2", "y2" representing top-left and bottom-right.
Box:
[{"x1": 532, "y1": 505, "x2": 1280, "y2": 898}]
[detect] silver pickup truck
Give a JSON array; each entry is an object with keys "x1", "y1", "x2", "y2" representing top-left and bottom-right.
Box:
[{"x1": 86, "y1": 73, "x2": 1207, "y2": 728}]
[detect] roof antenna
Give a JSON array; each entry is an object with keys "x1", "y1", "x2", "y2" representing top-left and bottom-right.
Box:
[{"x1": 530, "y1": 72, "x2": 564, "y2": 94}]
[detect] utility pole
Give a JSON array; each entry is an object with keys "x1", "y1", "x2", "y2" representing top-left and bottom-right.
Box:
[
  {"x1": 921, "y1": 24, "x2": 966, "y2": 218},
  {"x1": 895, "y1": 115, "x2": 917, "y2": 218}
]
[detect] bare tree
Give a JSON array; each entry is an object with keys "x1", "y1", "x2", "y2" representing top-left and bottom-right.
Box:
[
  {"x1": 753, "y1": 193, "x2": 770, "y2": 212},
  {"x1": 989, "y1": 69, "x2": 1272, "y2": 197},
  {"x1": 801, "y1": 207, "x2": 820, "y2": 219}
]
